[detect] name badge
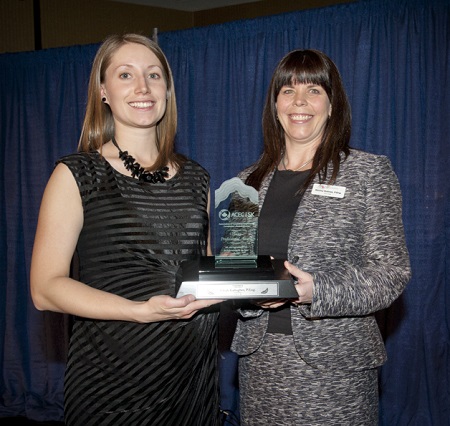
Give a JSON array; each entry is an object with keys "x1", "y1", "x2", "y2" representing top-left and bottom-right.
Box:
[{"x1": 311, "y1": 183, "x2": 346, "y2": 198}]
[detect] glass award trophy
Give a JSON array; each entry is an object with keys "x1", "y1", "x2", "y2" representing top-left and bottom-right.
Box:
[{"x1": 175, "y1": 178, "x2": 297, "y2": 299}]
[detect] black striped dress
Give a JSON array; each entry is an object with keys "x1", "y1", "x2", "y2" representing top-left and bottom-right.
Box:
[{"x1": 58, "y1": 152, "x2": 220, "y2": 426}]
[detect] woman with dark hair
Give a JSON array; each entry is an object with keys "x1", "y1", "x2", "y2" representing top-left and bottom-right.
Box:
[
  {"x1": 30, "y1": 34, "x2": 222, "y2": 425},
  {"x1": 231, "y1": 49, "x2": 411, "y2": 425}
]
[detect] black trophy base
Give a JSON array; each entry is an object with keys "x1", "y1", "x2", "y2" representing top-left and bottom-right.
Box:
[{"x1": 175, "y1": 255, "x2": 298, "y2": 299}]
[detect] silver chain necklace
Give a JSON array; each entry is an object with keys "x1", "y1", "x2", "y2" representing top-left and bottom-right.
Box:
[{"x1": 281, "y1": 155, "x2": 313, "y2": 171}]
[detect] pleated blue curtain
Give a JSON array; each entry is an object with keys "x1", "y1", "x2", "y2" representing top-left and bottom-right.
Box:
[
  {"x1": 0, "y1": 0, "x2": 448, "y2": 423},
  {"x1": 0, "y1": 45, "x2": 98, "y2": 419}
]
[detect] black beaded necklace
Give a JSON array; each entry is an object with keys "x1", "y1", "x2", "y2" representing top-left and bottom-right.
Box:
[{"x1": 111, "y1": 137, "x2": 169, "y2": 183}]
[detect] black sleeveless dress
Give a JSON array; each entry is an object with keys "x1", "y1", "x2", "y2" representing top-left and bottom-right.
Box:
[{"x1": 57, "y1": 152, "x2": 220, "y2": 426}]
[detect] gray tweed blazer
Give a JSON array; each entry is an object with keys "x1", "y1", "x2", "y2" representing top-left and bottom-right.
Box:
[{"x1": 231, "y1": 149, "x2": 411, "y2": 370}]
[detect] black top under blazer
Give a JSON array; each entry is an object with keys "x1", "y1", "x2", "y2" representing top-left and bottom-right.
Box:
[{"x1": 231, "y1": 149, "x2": 412, "y2": 371}]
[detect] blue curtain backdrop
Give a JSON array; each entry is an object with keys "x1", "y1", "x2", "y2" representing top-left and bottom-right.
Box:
[{"x1": 1, "y1": 0, "x2": 448, "y2": 424}]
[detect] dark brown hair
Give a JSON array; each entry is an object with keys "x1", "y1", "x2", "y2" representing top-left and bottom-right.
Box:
[{"x1": 246, "y1": 49, "x2": 351, "y2": 190}]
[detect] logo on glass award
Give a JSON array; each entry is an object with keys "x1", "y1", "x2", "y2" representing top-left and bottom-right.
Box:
[
  {"x1": 175, "y1": 178, "x2": 297, "y2": 299},
  {"x1": 214, "y1": 177, "x2": 259, "y2": 264}
]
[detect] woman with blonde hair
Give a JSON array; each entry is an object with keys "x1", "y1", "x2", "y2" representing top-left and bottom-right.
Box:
[{"x1": 31, "y1": 34, "x2": 222, "y2": 425}]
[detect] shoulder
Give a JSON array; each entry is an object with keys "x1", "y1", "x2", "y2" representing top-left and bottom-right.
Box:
[
  {"x1": 339, "y1": 149, "x2": 396, "y2": 181},
  {"x1": 55, "y1": 152, "x2": 107, "y2": 191},
  {"x1": 57, "y1": 151, "x2": 98, "y2": 163},
  {"x1": 344, "y1": 149, "x2": 393, "y2": 170},
  {"x1": 183, "y1": 158, "x2": 209, "y2": 175},
  {"x1": 179, "y1": 158, "x2": 210, "y2": 185},
  {"x1": 56, "y1": 151, "x2": 102, "y2": 170},
  {"x1": 237, "y1": 163, "x2": 258, "y2": 180},
  {"x1": 339, "y1": 149, "x2": 401, "y2": 198}
]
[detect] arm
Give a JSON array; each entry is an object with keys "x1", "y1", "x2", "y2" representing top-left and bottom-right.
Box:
[
  {"x1": 30, "y1": 163, "x2": 219, "y2": 323},
  {"x1": 295, "y1": 156, "x2": 411, "y2": 318}
]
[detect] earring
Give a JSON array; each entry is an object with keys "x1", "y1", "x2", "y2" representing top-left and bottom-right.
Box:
[{"x1": 102, "y1": 97, "x2": 106, "y2": 102}]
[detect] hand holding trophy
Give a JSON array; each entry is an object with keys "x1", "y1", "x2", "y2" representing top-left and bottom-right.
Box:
[{"x1": 176, "y1": 178, "x2": 297, "y2": 299}]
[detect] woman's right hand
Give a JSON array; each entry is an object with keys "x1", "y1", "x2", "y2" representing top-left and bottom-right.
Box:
[
  {"x1": 30, "y1": 164, "x2": 221, "y2": 323},
  {"x1": 133, "y1": 295, "x2": 223, "y2": 323}
]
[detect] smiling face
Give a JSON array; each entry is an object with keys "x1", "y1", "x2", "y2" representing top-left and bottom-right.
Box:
[
  {"x1": 276, "y1": 82, "x2": 331, "y2": 148},
  {"x1": 101, "y1": 42, "x2": 168, "y2": 132}
]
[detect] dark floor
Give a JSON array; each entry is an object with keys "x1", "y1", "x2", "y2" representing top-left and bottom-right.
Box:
[{"x1": 0, "y1": 417, "x2": 64, "y2": 425}]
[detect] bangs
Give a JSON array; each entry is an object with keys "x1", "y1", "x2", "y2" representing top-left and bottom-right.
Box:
[{"x1": 276, "y1": 51, "x2": 331, "y2": 92}]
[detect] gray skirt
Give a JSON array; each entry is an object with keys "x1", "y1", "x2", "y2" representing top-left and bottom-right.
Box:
[{"x1": 238, "y1": 333, "x2": 378, "y2": 426}]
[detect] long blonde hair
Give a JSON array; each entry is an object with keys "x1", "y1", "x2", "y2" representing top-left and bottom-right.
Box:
[{"x1": 78, "y1": 33, "x2": 184, "y2": 171}]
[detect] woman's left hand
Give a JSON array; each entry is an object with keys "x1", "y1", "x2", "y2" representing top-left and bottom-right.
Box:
[{"x1": 284, "y1": 260, "x2": 314, "y2": 305}]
